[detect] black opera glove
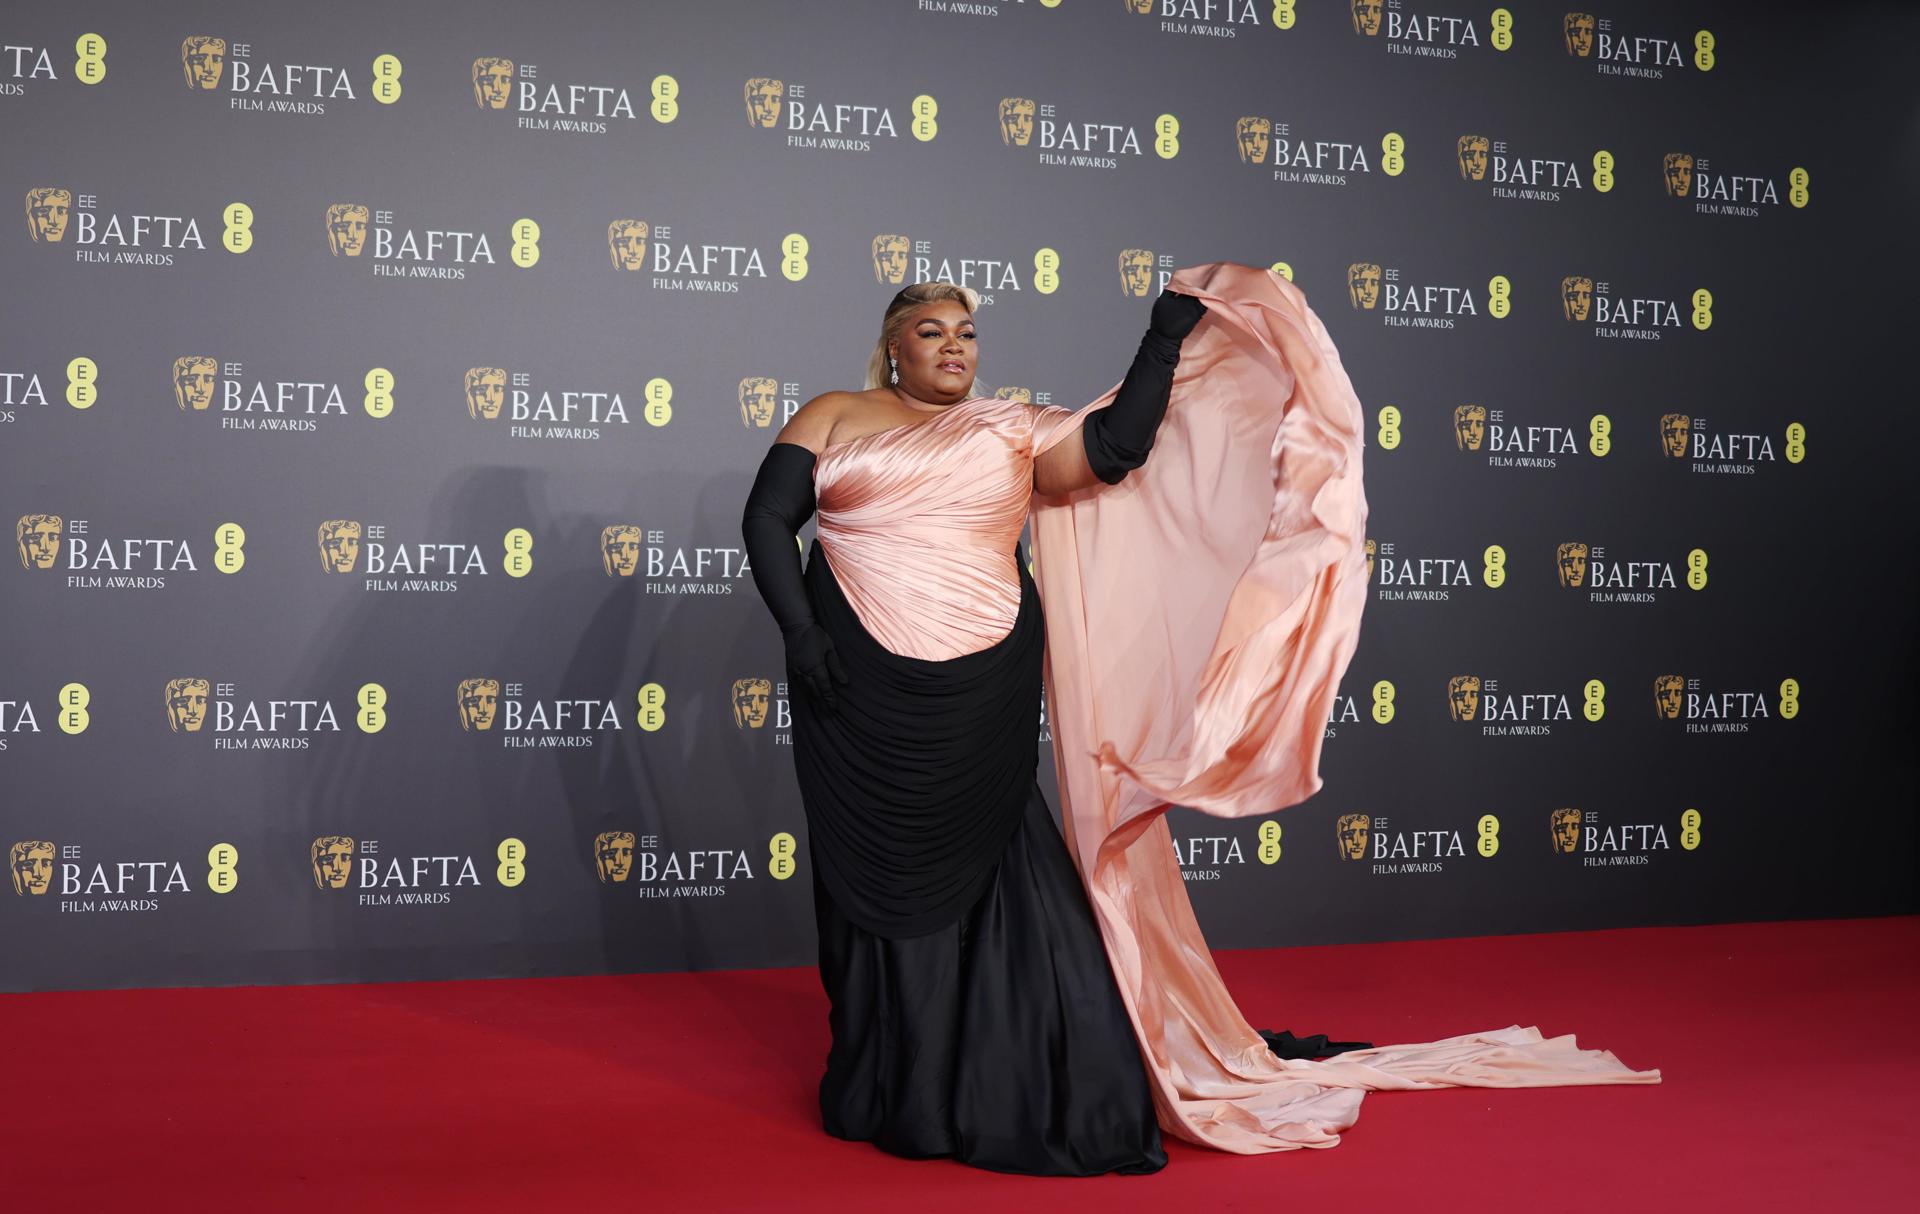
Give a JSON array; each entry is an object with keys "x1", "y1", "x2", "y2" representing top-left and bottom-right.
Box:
[
  {"x1": 1082, "y1": 289, "x2": 1207, "y2": 485},
  {"x1": 740, "y1": 442, "x2": 850, "y2": 713}
]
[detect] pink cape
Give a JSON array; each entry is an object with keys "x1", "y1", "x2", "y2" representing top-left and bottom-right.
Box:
[{"x1": 1026, "y1": 262, "x2": 1660, "y2": 1153}]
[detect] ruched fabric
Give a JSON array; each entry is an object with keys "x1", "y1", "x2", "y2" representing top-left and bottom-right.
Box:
[{"x1": 791, "y1": 537, "x2": 1042, "y2": 939}]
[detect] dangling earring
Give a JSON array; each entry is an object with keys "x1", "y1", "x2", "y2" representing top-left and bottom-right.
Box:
[{"x1": 888, "y1": 356, "x2": 898, "y2": 386}]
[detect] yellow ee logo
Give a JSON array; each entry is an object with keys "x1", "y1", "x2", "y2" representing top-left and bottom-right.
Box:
[
  {"x1": 1489, "y1": 8, "x2": 1514, "y2": 51},
  {"x1": 1788, "y1": 167, "x2": 1809, "y2": 209},
  {"x1": 214, "y1": 523, "x2": 246, "y2": 574},
  {"x1": 223, "y1": 203, "x2": 254, "y2": 254},
  {"x1": 1784, "y1": 422, "x2": 1806, "y2": 464},
  {"x1": 1588, "y1": 413, "x2": 1611, "y2": 456},
  {"x1": 1476, "y1": 813, "x2": 1500, "y2": 857},
  {"x1": 1778, "y1": 677, "x2": 1799, "y2": 720},
  {"x1": 1154, "y1": 113, "x2": 1180, "y2": 159},
  {"x1": 644, "y1": 377, "x2": 672, "y2": 426},
  {"x1": 75, "y1": 33, "x2": 106, "y2": 84},
  {"x1": 1583, "y1": 679, "x2": 1605, "y2": 722},
  {"x1": 637, "y1": 682, "x2": 666, "y2": 731},
  {"x1": 1370, "y1": 680, "x2": 1395, "y2": 724},
  {"x1": 911, "y1": 94, "x2": 938, "y2": 142},
  {"x1": 511, "y1": 218, "x2": 540, "y2": 268},
  {"x1": 207, "y1": 843, "x2": 239, "y2": 894},
  {"x1": 496, "y1": 837, "x2": 526, "y2": 887},
  {"x1": 1693, "y1": 30, "x2": 1716, "y2": 72},
  {"x1": 769, "y1": 832, "x2": 797, "y2": 880},
  {"x1": 371, "y1": 53, "x2": 402, "y2": 104},
  {"x1": 363, "y1": 367, "x2": 395, "y2": 419},
  {"x1": 1685, "y1": 547, "x2": 1707, "y2": 590},
  {"x1": 1691, "y1": 287, "x2": 1713, "y2": 331},
  {"x1": 1592, "y1": 149, "x2": 1615, "y2": 193},
  {"x1": 66, "y1": 356, "x2": 98, "y2": 410},
  {"x1": 1680, "y1": 808, "x2": 1703, "y2": 851},
  {"x1": 651, "y1": 74, "x2": 679, "y2": 122},
  {"x1": 1381, "y1": 132, "x2": 1405, "y2": 177},
  {"x1": 356, "y1": 683, "x2": 388, "y2": 734},
  {"x1": 1482, "y1": 544, "x2": 1506, "y2": 588},
  {"x1": 781, "y1": 233, "x2": 809, "y2": 281},
  {"x1": 57, "y1": 682, "x2": 90, "y2": 734},
  {"x1": 1375, "y1": 404, "x2": 1401, "y2": 450},
  {"x1": 502, "y1": 528, "x2": 532, "y2": 578},
  {"x1": 1269, "y1": 261, "x2": 1293, "y2": 281},
  {"x1": 1257, "y1": 820, "x2": 1282, "y2": 865},
  {"x1": 1271, "y1": 1, "x2": 1296, "y2": 29},
  {"x1": 1034, "y1": 247, "x2": 1060, "y2": 295},
  {"x1": 1487, "y1": 275, "x2": 1512, "y2": 319}
]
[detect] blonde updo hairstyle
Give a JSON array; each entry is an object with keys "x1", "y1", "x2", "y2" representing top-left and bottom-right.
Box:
[{"x1": 864, "y1": 282, "x2": 991, "y2": 398}]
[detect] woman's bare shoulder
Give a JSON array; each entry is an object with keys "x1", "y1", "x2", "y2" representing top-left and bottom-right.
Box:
[
  {"x1": 774, "y1": 391, "x2": 858, "y2": 453},
  {"x1": 775, "y1": 388, "x2": 892, "y2": 453}
]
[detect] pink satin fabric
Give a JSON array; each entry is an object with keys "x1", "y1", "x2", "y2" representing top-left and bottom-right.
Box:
[
  {"x1": 814, "y1": 395, "x2": 1068, "y2": 661},
  {"x1": 1027, "y1": 262, "x2": 1659, "y2": 1153}
]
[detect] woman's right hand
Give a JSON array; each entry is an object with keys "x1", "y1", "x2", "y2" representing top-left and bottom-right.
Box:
[{"x1": 785, "y1": 622, "x2": 851, "y2": 713}]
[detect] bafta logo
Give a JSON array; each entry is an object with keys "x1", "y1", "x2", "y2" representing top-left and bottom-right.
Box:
[
  {"x1": 1447, "y1": 675, "x2": 1482, "y2": 722},
  {"x1": 174, "y1": 356, "x2": 218, "y2": 411},
  {"x1": 1659, "y1": 412, "x2": 1691, "y2": 459},
  {"x1": 1364, "y1": 537, "x2": 1376, "y2": 581},
  {"x1": 1556, "y1": 541, "x2": 1589, "y2": 588},
  {"x1": 1561, "y1": 275, "x2": 1593, "y2": 321},
  {"x1": 465, "y1": 367, "x2": 507, "y2": 419},
  {"x1": 1335, "y1": 813, "x2": 1370, "y2": 861},
  {"x1": 731, "y1": 677, "x2": 771, "y2": 729},
  {"x1": 9, "y1": 841, "x2": 54, "y2": 896},
  {"x1": 872, "y1": 234, "x2": 909, "y2": 285},
  {"x1": 993, "y1": 386, "x2": 1032, "y2": 404},
  {"x1": 997, "y1": 97, "x2": 1035, "y2": 147},
  {"x1": 1119, "y1": 248, "x2": 1154, "y2": 298},
  {"x1": 1235, "y1": 117, "x2": 1271, "y2": 165},
  {"x1": 1457, "y1": 135, "x2": 1490, "y2": 181},
  {"x1": 1453, "y1": 404, "x2": 1487, "y2": 451},
  {"x1": 1350, "y1": 0, "x2": 1383, "y2": 36},
  {"x1": 165, "y1": 677, "x2": 210, "y2": 733},
  {"x1": 24, "y1": 187, "x2": 71, "y2": 243},
  {"x1": 1564, "y1": 12, "x2": 1596, "y2": 57},
  {"x1": 16, "y1": 514, "x2": 62, "y2": 570},
  {"x1": 310, "y1": 835, "x2": 354, "y2": 890},
  {"x1": 1654, "y1": 674, "x2": 1684, "y2": 720},
  {"x1": 739, "y1": 377, "x2": 777, "y2": 429},
  {"x1": 1347, "y1": 263, "x2": 1381, "y2": 310},
  {"x1": 1550, "y1": 808, "x2": 1582, "y2": 855},
  {"x1": 594, "y1": 831, "x2": 635, "y2": 883},
  {"x1": 601, "y1": 525, "x2": 641, "y2": 577},
  {"x1": 472, "y1": 57, "x2": 514, "y2": 109},
  {"x1": 744, "y1": 77, "x2": 783, "y2": 128},
  {"x1": 325, "y1": 203, "x2": 370, "y2": 257},
  {"x1": 1663, "y1": 153, "x2": 1695, "y2": 198},
  {"x1": 457, "y1": 677, "x2": 500, "y2": 732},
  {"x1": 1124, "y1": 0, "x2": 1154, "y2": 14},
  {"x1": 608, "y1": 219, "x2": 648, "y2": 271},
  {"x1": 317, "y1": 520, "x2": 362, "y2": 573},
  {"x1": 181, "y1": 36, "x2": 227, "y2": 90}
]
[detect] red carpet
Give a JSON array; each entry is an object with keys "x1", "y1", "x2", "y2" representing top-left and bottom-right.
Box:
[{"x1": 4, "y1": 917, "x2": 1914, "y2": 1211}]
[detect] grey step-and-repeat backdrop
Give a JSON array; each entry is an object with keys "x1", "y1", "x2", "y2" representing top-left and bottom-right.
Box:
[{"x1": 3, "y1": 1, "x2": 1914, "y2": 992}]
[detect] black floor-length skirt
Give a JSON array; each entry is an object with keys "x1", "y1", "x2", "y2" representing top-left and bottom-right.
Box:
[{"x1": 792, "y1": 539, "x2": 1167, "y2": 1176}]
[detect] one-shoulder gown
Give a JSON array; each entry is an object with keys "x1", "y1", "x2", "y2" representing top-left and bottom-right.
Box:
[{"x1": 789, "y1": 262, "x2": 1659, "y2": 1177}]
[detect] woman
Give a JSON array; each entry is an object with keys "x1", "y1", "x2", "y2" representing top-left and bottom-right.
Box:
[{"x1": 741, "y1": 263, "x2": 1658, "y2": 1176}]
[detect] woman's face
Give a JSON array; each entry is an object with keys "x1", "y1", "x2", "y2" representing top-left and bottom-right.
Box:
[{"x1": 889, "y1": 301, "x2": 976, "y2": 405}]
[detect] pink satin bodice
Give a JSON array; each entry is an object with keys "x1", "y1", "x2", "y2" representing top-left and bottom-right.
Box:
[{"x1": 812, "y1": 396, "x2": 1082, "y2": 661}]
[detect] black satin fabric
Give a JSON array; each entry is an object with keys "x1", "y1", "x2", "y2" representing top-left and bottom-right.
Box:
[
  {"x1": 794, "y1": 539, "x2": 1166, "y2": 1175},
  {"x1": 791, "y1": 537, "x2": 1043, "y2": 939}
]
